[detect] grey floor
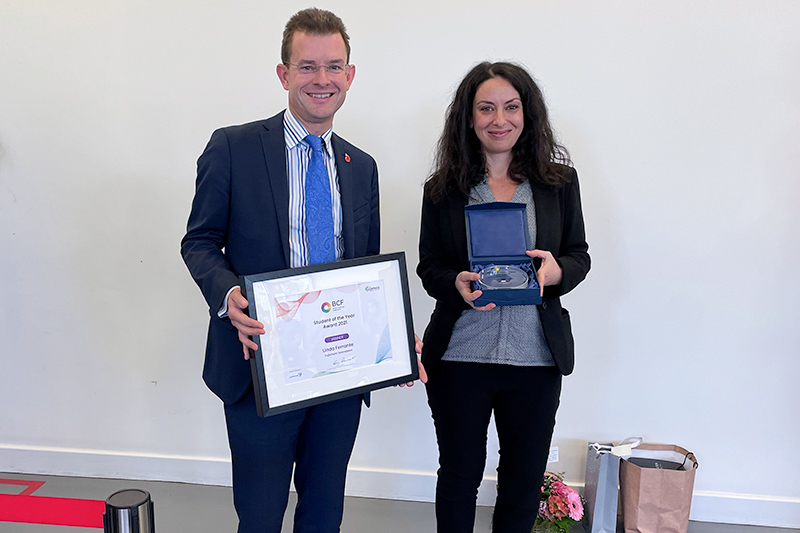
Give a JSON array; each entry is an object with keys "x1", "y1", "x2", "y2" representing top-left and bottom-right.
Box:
[{"x1": 1, "y1": 471, "x2": 797, "y2": 533}]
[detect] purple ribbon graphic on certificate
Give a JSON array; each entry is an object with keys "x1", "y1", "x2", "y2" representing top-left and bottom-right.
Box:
[{"x1": 274, "y1": 281, "x2": 392, "y2": 383}]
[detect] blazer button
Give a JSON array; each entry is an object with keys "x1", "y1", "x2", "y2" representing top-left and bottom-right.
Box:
[{"x1": 541, "y1": 301, "x2": 548, "y2": 309}]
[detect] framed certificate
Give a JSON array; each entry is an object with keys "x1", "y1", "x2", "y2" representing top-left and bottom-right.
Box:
[{"x1": 242, "y1": 252, "x2": 419, "y2": 417}]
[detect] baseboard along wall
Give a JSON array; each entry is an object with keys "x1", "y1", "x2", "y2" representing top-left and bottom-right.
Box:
[{"x1": 2, "y1": 444, "x2": 798, "y2": 528}]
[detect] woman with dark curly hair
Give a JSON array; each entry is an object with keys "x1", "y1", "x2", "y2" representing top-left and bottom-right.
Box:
[{"x1": 417, "y1": 62, "x2": 590, "y2": 532}]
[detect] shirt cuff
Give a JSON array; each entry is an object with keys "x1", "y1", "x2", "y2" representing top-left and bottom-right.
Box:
[{"x1": 218, "y1": 286, "x2": 238, "y2": 318}]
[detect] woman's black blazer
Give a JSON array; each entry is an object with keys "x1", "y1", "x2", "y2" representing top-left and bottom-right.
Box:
[{"x1": 417, "y1": 167, "x2": 590, "y2": 376}]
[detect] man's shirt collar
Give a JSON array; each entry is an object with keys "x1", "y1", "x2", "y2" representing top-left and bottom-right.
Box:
[{"x1": 283, "y1": 109, "x2": 334, "y2": 155}]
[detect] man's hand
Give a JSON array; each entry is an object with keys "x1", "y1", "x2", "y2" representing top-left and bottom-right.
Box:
[
  {"x1": 525, "y1": 250, "x2": 563, "y2": 297},
  {"x1": 398, "y1": 334, "x2": 428, "y2": 387},
  {"x1": 227, "y1": 287, "x2": 265, "y2": 360},
  {"x1": 455, "y1": 271, "x2": 496, "y2": 311}
]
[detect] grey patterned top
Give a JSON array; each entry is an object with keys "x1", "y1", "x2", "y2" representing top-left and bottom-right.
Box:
[{"x1": 442, "y1": 178, "x2": 555, "y2": 366}]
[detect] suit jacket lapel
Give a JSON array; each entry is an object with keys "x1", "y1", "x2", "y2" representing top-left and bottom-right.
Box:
[
  {"x1": 260, "y1": 113, "x2": 291, "y2": 266},
  {"x1": 332, "y1": 134, "x2": 355, "y2": 259},
  {"x1": 449, "y1": 190, "x2": 469, "y2": 265},
  {"x1": 531, "y1": 179, "x2": 557, "y2": 252}
]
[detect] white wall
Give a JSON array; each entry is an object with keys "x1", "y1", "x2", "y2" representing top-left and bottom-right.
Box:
[{"x1": 2, "y1": 0, "x2": 798, "y2": 527}]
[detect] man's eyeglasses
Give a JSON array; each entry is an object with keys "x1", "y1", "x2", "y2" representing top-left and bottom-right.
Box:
[{"x1": 286, "y1": 63, "x2": 349, "y2": 76}]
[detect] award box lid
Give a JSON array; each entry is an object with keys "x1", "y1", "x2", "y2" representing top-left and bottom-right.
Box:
[{"x1": 465, "y1": 202, "x2": 530, "y2": 262}]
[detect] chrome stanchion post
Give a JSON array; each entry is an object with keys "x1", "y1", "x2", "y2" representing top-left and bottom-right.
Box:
[{"x1": 103, "y1": 489, "x2": 155, "y2": 533}]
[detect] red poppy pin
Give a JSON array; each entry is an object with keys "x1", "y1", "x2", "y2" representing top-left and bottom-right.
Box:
[{"x1": 344, "y1": 153, "x2": 351, "y2": 163}]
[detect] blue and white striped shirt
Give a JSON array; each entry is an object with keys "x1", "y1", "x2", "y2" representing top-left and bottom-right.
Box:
[
  {"x1": 284, "y1": 109, "x2": 344, "y2": 268},
  {"x1": 218, "y1": 109, "x2": 346, "y2": 317}
]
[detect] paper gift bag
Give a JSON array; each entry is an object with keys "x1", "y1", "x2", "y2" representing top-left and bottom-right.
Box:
[
  {"x1": 620, "y1": 443, "x2": 699, "y2": 533},
  {"x1": 584, "y1": 439, "x2": 642, "y2": 533}
]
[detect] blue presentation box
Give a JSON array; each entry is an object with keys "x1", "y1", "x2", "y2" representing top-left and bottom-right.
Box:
[{"x1": 465, "y1": 202, "x2": 542, "y2": 306}]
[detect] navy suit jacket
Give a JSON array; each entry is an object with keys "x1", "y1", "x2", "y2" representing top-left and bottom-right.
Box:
[
  {"x1": 417, "y1": 167, "x2": 589, "y2": 377},
  {"x1": 182, "y1": 111, "x2": 380, "y2": 405}
]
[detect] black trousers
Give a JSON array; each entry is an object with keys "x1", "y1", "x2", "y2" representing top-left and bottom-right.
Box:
[{"x1": 425, "y1": 362, "x2": 562, "y2": 533}]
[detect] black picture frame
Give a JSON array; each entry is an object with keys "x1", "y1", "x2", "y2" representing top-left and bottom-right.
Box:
[{"x1": 242, "y1": 252, "x2": 419, "y2": 417}]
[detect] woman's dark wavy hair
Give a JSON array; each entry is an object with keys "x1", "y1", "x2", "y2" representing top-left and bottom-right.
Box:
[{"x1": 426, "y1": 62, "x2": 572, "y2": 201}]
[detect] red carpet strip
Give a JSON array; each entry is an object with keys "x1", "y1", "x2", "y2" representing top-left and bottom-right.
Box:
[{"x1": 0, "y1": 478, "x2": 105, "y2": 528}]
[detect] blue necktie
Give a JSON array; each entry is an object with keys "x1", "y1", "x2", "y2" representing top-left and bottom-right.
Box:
[{"x1": 304, "y1": 134, "x2": 335, "y2": 265}]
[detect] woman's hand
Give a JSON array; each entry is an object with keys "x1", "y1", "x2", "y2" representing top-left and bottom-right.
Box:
[
  {"x1": 455, "y1": 271, "x2": 496, "y2": 311},
  {"x1": 526, "y1": 250, "x2": 563, "y2": 297},
  {"x1": 397, "y1": 335, "x2": 428, "y2": 387}
]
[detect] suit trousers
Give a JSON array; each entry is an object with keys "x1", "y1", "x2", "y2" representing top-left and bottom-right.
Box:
[
  {"x1": 425, "y1": 361, "x2": 562, "y2": 533},
  {"x1": 224, "y1": 389, "x2": 362, "y2": 533}
]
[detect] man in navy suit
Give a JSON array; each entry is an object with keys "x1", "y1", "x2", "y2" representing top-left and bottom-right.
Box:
[{"x1": 181, "y1": 8, "x2": 380, "y2": 532}]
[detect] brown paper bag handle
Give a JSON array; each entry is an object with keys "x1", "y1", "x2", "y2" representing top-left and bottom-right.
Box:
[{"x1": 685, "y1": 451, "x2": 699, "y2": 469}]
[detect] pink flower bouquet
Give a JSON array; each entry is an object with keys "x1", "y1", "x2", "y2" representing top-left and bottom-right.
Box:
[{"x1": 533, "y1": 472, "x2": 584, "y2": 533}]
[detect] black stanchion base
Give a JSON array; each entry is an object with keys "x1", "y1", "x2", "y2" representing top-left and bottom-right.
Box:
[{"x1": 103, "y1": 489, "x2": 155, "y2": 533}]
